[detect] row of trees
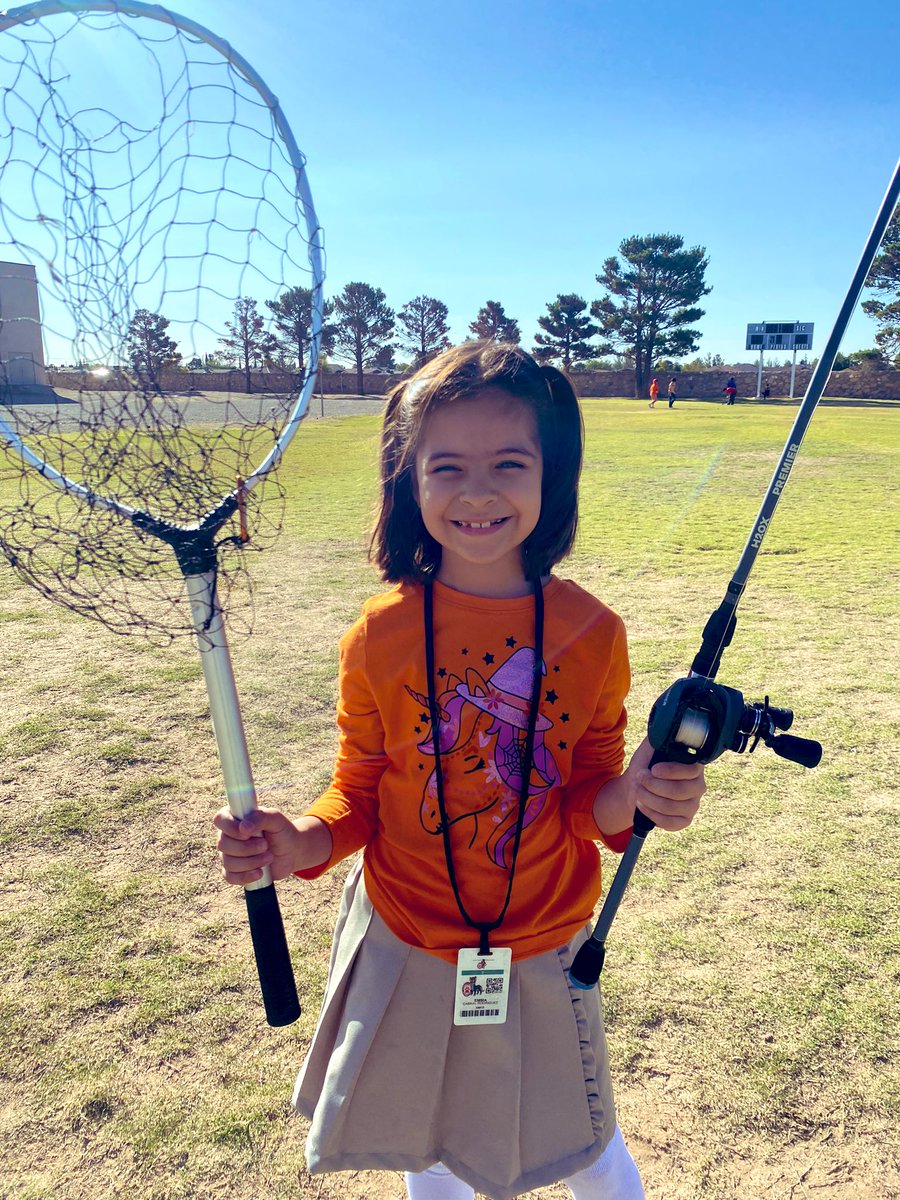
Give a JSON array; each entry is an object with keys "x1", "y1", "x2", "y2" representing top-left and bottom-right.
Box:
[
  {"x1": 121, "y1": 234, "x2": 710, "y2": 397},
  {"x1": 123, "y1": 217, "x2": 900, "y2": 397},
  {"x1": 123, "y1": 289, "x2": 514, "y2": 395},
  {"x1": 322, "y1": 234, "x2": 712, "y2": 396},
  {"x1": 125, "y1": 289, "x2": 325, "y2": 395}
]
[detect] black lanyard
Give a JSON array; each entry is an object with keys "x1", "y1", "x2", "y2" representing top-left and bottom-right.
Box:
[{"x1": 423, "y1": 577, "x2": 544, "y2": 955}]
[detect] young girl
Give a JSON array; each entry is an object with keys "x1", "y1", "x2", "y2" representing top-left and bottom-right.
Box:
[{"x1": 214, "y1": 342, "x2": 706, "y2": 1200}]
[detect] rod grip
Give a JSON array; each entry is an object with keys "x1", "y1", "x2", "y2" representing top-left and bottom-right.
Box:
[
  {"x1": 633, "y1": 748, "x2": 671, "y2": 836},
  {"x1": 569, "y1": 937, "x2": 606, "y2": 989},
  {"x1": 244, "y1": 883, "x2": 301, "y2": 1027}
]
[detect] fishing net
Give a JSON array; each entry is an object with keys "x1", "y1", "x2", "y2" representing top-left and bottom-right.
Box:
[{"x1": 0, "y1": 1, "x2": 324, "y2": 640}]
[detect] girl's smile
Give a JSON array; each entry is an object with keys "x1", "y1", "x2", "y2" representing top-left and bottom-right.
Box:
[
  {"x1": 452, "y1": 516, "x2": 510, "y2": 532},
  {"x1": 414, "y1": 389, "x2": 543, "y2": 597}
]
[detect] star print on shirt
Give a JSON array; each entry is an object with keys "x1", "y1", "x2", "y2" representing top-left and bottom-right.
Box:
[
  {"x1": 437, "y1": 667, "x2": 447, "y2": 678},
  {"x1": 545, "y1": 689, "x2": 558, "y2": 704},
  {"x1": 506, "y1": 636, "x2": 517, "y2": 647},
  {"x1": 558, "y1": 740, "x2": 568, "y2": 750},
  {"x1": 561, "y1": 712, "x2": 570, "y2": 723},
  {"x1": 483, "y1": 652, "x2": 495, "y2": 665}
]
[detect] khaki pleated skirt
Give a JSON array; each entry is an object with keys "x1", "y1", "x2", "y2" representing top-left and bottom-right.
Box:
[{"x1": 293, "y1": 861, "x2": 618, "y2": 1200}]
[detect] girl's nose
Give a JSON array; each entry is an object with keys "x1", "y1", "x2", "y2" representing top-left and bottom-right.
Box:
[{"x1": 460, "y1": 472, "x2": 496, "y2": 505}]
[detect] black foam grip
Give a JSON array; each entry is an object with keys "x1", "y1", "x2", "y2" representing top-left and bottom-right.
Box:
[
  {"x1": 769, "y1": 733, "x2": 823, "y2": 769},
  {"x1": 244, "y1": 883, "x2": 301, "y2": 1027},
  {"x1": 569, "y1": 937, "x2": 606, "y2": 989}
]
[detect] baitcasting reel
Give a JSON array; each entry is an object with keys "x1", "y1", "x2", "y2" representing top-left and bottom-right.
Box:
[
  {"x1": 568, "y1": 676, "x2": 823, "y2": 990},
  {"x1": 647, "y1": 676, "x2": 823, "y2": 772}
]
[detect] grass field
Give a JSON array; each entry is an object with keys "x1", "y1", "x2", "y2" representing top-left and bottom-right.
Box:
[{"x1": 1, "y1": 396, "x2": 898, "y2": 1200}]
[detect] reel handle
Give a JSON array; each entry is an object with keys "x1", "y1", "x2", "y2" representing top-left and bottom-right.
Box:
[{"x1": 767, "y1": 732, "x2": 823, "y2": 769}]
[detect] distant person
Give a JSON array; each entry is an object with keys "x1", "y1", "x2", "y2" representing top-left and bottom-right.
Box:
[
  {"x1": 649, "y1": 376, "x2": 660, "y2": 407},
  {"x1": 762, "y1": 381, "x2": 771, "y2": 401},
  {"x1": 667, "y1": 376, "x2": 677, "y2": 408},
  {"x1": 723, "y1": 377, "x2": 737, "y2": 405}
]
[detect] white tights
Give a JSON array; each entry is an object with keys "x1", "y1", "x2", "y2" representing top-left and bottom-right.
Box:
[{"x1": 404, "y1": 1125, "x2": 645, "y2": 1200}]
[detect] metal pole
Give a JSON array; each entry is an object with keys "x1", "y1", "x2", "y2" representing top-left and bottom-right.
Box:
[
  {"x1": 756, "y1": 344, "x2": 764, "y2": 400},
  {"x1": 790, "y1": 345, "x2": 797, "y2": 399},
  {"x1": 184, "y1": 570, "x2": 300, "y2": 1027}
]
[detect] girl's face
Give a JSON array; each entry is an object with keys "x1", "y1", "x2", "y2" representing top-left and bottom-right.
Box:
[{"x1": 413, "y1": 389, "x2": 543, "y2": 598}]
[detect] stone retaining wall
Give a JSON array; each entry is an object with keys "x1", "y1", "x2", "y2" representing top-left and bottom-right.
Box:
[{"x1": 45, "y1": 364, "x2": 900, "y2": 401}]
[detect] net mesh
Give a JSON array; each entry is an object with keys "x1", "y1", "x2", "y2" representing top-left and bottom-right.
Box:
[{"x1": 0, "y1": 3, "x2": 322, "y2": 639}]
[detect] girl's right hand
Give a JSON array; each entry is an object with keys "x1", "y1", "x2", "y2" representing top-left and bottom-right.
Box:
[{"x1": 213, "y1": 807, "x2": 330, "y2": 884}]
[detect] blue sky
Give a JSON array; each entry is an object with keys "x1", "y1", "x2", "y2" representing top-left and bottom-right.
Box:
[
  {"x1": 183, "y1": 0, "x2": 899, "y2": 364},
  {"x1": 6, "y1": 0, "x2": 900, "y2": 366}
]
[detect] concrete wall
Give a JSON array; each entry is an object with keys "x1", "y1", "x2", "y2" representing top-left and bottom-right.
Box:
[{"x1": 0, "y1": 261, "x2": 49, "y2": 386}]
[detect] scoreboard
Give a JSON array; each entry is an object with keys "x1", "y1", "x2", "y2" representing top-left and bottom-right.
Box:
[{"x1": 746, "y1": 322, "x2": 814, "y2": 352}]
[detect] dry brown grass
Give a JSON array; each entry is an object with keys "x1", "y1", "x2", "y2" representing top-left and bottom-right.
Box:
[{"x1": 1, "y1": 398, "x2": 898, "y2": 1199}]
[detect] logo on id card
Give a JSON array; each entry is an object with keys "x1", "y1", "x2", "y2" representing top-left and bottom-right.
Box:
[{"x1": 454, "y1": 947, "x2": 511, "y2": 1025}]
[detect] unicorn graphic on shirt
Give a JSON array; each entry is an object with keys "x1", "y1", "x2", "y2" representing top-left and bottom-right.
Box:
[{"x1": 406, "y1": 647, "x2": 561, "y2": 870}]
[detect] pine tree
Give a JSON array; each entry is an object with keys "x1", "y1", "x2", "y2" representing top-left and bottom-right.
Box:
[
  {"x1": 861, "y1": 209, "x2": 900, "y2": 361},
  {"x1": 332, "y1": 282, "x2": 395, "y2": 395},
  {"x1": 124, "y1": 308, "x2": 180, "y2": 392},
  {"x1": 218, "y1": 298, "x2": 277, "y2": 393},
  {"x1": 398, "y1": 295, "x2": 451, "y2": 368},
  {"x1": 468, "y1": 300, "x2": 520, "y2": 343},
  {"x1": 532, "y1": 294, "x2": 598, "y2": 372},
  {"x1": 265, "y1": 285, "x2": 335, "y2": 371},
  {"x1": 592, "y1": 234, "x2": 711, "y2": 397}
]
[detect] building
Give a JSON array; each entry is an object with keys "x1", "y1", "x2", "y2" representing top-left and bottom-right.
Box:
[{"x1": 0, "y1": 261, "x2": 49, "y2": 387}]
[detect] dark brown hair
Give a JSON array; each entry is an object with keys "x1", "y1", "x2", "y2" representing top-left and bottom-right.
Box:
[{"x1": 370, "y1": 340, "x2": 584, "y2": 583}]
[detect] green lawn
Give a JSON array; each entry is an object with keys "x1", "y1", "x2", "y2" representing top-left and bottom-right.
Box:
[{"x1": 1, "y1": 397, "x2": 898, "y2": 1199}]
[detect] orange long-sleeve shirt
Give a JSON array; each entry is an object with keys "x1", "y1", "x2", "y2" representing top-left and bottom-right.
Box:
[{"x1": 298, "y1": 577, "x2": 633, "y2": 962}]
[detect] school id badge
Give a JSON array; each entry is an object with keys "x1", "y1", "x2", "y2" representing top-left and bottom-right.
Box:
[{"x1": 454, "y1": 947, "x2": 512, "y2": 1026}]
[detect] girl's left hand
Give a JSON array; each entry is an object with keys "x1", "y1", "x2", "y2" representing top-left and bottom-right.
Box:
[{"x1": 627, "y1": 736, "x2": 706, "y2": 831}]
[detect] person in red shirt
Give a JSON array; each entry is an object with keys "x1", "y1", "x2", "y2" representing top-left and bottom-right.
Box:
[
  {"x1": 214, "y1": 341, "x2": 706, "y2": 1200},
  {"x1": 648, "y1": 377, "x2": 660, "y2": 407}
]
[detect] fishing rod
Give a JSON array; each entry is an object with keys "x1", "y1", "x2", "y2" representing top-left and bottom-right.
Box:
[{"x1": 570, "y1": 157, "x2": 900, "y2": 990}]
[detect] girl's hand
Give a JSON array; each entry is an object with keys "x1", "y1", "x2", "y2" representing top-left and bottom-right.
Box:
[
  {"x1": 212, "y1": 807, "x2": 331, "y2": 884},
  {"x1": 627, "y1": 736, "x2": 706, "y2": 831}
]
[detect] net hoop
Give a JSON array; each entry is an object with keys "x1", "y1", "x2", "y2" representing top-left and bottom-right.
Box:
[{"x1": 0, "y1": 0, "x2": 325, "y2": 517}]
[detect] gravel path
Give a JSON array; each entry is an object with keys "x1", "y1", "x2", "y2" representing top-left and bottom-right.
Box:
[{"x1": 2, "y1": 387, "x2": 387, "y2": 432}]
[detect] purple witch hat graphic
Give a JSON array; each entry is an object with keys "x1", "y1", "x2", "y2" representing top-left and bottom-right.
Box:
[{"x1": 454, "y1": 648, "x2": 551, "y2": 732}]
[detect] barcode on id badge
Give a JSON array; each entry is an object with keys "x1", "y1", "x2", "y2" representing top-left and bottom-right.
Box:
[{"x1": 460, "y1": 1008, "x2": 500, "y2": 1018}]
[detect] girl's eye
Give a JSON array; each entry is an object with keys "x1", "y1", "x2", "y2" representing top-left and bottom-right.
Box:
[
  {"x1": 431, "y1": 464, "x2": 461, "y2": 474},
  {"x1": 497, "y1": 460, "x2": 527, "y2": 470}
]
